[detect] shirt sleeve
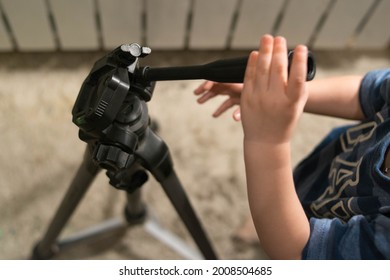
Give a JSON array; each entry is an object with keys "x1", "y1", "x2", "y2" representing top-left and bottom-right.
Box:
[
  {"x1": 302, "y1": 214, "x2": 390, "y2": 259},
  {"x1": 359, "y1": 68, "x2": 390, "y2": 119}
]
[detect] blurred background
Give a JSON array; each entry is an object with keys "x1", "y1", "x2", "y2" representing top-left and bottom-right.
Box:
[{"x1": 0, "y1": 0, "x2": 389, "y2": 260}]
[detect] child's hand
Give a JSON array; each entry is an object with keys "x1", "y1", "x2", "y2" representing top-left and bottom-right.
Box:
[
  {"x1": 241, "y1": 35, "x2": 308, "y2": 144},
  {"x1": 194, "y1": 81, "x2": 243, "y2": 121}
]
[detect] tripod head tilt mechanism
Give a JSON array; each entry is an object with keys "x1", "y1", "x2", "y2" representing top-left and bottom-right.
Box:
[
  {"x1": 72, "y1": 44, "x2": 168, "y2": 189},
  {"x1": 71, "y1": 43, "x2": 316, "y2": 191}
]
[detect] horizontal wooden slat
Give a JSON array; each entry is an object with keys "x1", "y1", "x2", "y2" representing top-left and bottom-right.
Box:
[
  {"x1": 354, "y1": 0, "x2": 390, "y2": 49},
  {"x1": 1, "y1": 0, "x2": 55, "y2": 51},
  {"x1": 49, "y1": 0, "x2": 99, "y2": 50},
  {"x1": 276, "y1": 0, "x2": 331, "y2": 48},
  {"x1": 189, "y1": 0, "x2": 237, "y2": 49},
  {"x1": 0, "y1": 0, "x2": 389, "y2": 52},
  {"x1": 146, "y1": 0, "x2": 190, "y2": 49},
  {"x1": 231, "y1": 0, "x2": 285, "y2": 49},
  {"x1": 98, "y1": 0, "x2": 143, "y2": 49},
  {"x1": 313, "y1": 0, "x2": 375, "y2": 49}
]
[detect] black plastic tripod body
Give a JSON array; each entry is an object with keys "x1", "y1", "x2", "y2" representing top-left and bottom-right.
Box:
[
  {"x1": 32, "y1": 44, "x2": 218, "y2": 260},
  {"x1": 32, "y1": 127, "x2": 217, "y2": 259}
]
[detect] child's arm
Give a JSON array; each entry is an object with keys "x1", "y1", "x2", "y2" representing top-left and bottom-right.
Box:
[
  {"x1": 194, "y1": 65, "x2": 364, "y2": 121},
  {"x1": 305, "y1": 76, "x2": 364, "y2": 120},
  {"x1": 241, "y1": 35, "x2": 310, "y2": 259}
]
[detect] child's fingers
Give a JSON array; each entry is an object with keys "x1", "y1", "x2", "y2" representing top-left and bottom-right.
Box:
[
  {"x1": 255, "y1": 35, "x2": 274, "y2": 92},
  {"x1": 194, "y1": 80, "x2": 214, "y2": 95},
  {"x1": 233, "y1": 108, "x2": 241, "y2": 121},
  {"x1": 242, "y1": 51, "x2": 259, "y2": 95},
  {"x1": 196, "y1": 91, "x2": 217, "y2": 104},
  {"x1": 269, "y1": 37, "x2": 288, "y2": 89},
  {"x1": 213, "y1": 97, "x2": 238, "y2": 117},
  {"x1": 287, "y1": 45, "x2": 308, "y2": 102}
]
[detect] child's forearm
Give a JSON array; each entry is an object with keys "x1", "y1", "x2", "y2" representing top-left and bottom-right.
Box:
[
  {"x1": 305, "y1": 76, "x2": 364, "y2": 120},
  {"x1": 244, "y1": 140, "x2": 310, "y2": 259}
]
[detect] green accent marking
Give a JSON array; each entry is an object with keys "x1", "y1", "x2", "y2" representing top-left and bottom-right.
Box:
[{"x1": 75, "y1": 115, "x2": 87, "y2": 126}]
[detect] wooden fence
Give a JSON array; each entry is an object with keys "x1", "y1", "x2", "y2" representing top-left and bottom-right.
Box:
[{"x1": 0, "y1": 0, "x2": 389, "y2": 52}]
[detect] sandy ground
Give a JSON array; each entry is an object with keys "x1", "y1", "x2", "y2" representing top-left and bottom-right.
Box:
[{"x1": 0, "y1": 48, "x2": 389, "y2": 260}]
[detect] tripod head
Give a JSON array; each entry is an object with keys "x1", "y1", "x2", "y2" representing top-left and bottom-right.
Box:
[{"x1": 72, "y1": 43, "x2": 316, "y2": 181}]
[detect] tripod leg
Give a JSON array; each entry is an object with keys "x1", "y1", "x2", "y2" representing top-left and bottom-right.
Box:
[
  {"x1": 32, "y1": 147, "x2": 100, "y2": 259},
  {"x1": 107, "y1": 166, "x2": 204, "y2": 259},
  {"x1": 136, "y1": 129, "x2": 218, "y2": 259},
  {"x1": 159, "y1": 170, "x2": 217, "y2": 259}
]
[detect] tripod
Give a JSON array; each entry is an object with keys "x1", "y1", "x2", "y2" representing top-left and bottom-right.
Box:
[{"x1": 31, "y1": 43, "x2": 315, "y2": 260}]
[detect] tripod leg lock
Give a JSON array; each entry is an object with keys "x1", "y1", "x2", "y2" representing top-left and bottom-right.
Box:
[{"x1": 94, "y1": 144, "x2": 135, "y2": 172}]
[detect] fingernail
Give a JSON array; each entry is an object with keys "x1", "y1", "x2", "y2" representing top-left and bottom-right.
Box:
[{"x1": 233, "y1": 111, "x2": 241, "y2": 121}]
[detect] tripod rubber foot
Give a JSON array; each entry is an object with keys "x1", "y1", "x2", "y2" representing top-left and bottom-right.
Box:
[{"x1": 31, "y1": 241, "x2": 59, "y2": 260}]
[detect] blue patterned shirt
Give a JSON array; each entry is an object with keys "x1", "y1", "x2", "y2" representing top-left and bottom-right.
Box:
[{"x1": 294, "y1": 69, "x2": 390, "y2": 259}]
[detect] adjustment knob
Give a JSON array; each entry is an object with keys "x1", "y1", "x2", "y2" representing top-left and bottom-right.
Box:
[
  {"x1": 94, "y1": 144, "x2": 134, "y2": 171},
  {"x1": 121, "y1": 43, "x2": 151, "y2": 58}
]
